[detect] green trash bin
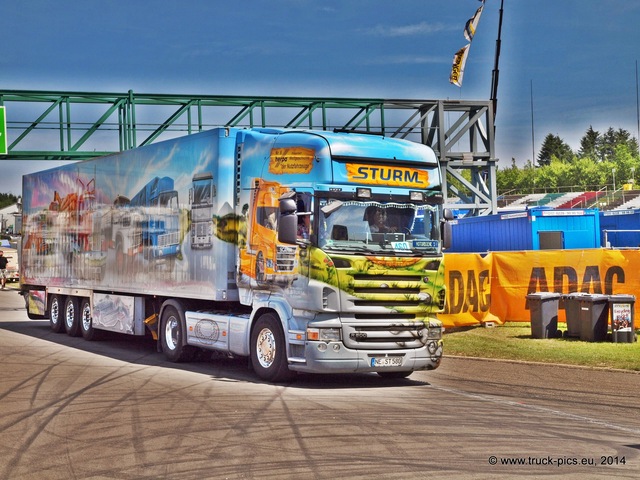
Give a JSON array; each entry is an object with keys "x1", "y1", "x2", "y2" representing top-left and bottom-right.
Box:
[
  {"x1": 609, "y1": 294, "x2": 636, "y2": 343},
  {"x1": 561, "y1": 292, "x2": 588, "y2": 338},
  {"x1": 578, "y1": 294, "x2": 609, "y2": 342},
  {"x1": 527, "y1": 292, "x2": 560, "y2": 339}
]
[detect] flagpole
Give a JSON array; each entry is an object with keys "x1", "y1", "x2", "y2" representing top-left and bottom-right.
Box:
[
  {"x1": 490, "y1": 0, "x2": 504, "y2": 130},
  {"x1": 531, "y1": 79, "x2": 536, "y2": 163}
]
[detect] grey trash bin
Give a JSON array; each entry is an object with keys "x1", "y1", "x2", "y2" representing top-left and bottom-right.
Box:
[
  {"x1": 527, "y1": 292, "x2": 560, "y2": 339},
  {"x1": 609, "y1": 294, "x2": 636, "y2": 343},
  {"x1": 578, "y1": 294, "x2": 609, "y2": 342},
  {"x1": 562, "y1": 292, "x2": 588, "y2": 338}
]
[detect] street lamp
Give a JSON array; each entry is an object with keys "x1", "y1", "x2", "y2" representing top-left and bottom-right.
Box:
[{"x1": 612, "y1": 168, "x2": 616, "y2": 192}]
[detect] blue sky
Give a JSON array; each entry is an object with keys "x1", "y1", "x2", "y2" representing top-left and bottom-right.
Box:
[{"x1": 2, "y1": 0, "x2": 640, "y2": 196}]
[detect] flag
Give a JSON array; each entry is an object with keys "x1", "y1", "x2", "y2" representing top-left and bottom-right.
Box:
[
  {"x1": 464, "y1": 2, "x2": 485, "y2": 42},
  {"x1": 450, "y1": 44, "x2": 470, "y2": 87}
]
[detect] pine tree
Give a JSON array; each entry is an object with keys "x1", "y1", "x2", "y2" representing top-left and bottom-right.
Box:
[
  {"x1": 537, "y1": 134, "x2": 573, "y2": 166},
  {"x1": 578, "y1": 126, "x2": 600, "y2": 160}
]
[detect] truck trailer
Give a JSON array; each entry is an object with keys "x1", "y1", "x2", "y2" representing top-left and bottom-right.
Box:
[{"x1": 20, "y1": 127, "x2": 449, "y2": 382}]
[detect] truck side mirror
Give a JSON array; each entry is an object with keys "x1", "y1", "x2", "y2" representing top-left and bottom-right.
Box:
[
  {"x1": 278, "y1": 197, "x2": 298, "y2": 245},
  {"x1": 441, "y1": 208, "x2": 453, "y2": 250}
]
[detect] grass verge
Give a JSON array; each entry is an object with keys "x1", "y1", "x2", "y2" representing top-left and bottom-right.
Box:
[{"x1": 443, "y1": 323, "x2": 640, "y2": 371}]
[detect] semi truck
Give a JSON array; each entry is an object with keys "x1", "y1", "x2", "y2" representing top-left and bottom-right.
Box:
[
  {"x1": 189, "y1": 172, "x2": 215, "y2": 249},
  {"x1": 19, "y1": 127, "x2": 450, "y2": 382}
]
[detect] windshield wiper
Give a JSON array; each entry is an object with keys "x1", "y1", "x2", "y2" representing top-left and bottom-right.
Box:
[{"x1": 324, "y1": 243, "x2": 376, "y2": 253}]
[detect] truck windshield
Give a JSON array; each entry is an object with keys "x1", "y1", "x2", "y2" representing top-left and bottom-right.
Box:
[
  {"x1": 318, "y1": 199, "x2": 440, "y2": 254},
  {"x1": 192, "y1": 182, "x2": 212, "y2": 205}
]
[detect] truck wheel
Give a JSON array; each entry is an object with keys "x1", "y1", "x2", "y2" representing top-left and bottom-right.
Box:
[
  {"x1": 64, "y1": 296, "x2": 82, "y2": 337},
  {"x1": 80, "y1": 297, "x2": 99, "y2": 341},
  {"x1": 49, "y1": 294, "x2": 65, "y2": 333},
  {"x1": 250, "y1": 313, "x2": 294, "y2": 382},
  {"x1": 160, "y1": 305, "x2": 195, "y2": 362}
]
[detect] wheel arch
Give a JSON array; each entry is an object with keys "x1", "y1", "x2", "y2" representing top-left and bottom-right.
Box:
[
  {"x1": 158, "y1": 298, "x2": 187, "y2": 349},
  {"x1": 247, "y1": 297, "x2": 294, "y2": 358}
]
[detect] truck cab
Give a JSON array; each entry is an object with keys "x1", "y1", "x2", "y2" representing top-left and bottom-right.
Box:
[{"x1": 234, "y1": 129, "x2": 447, "y2": 380}]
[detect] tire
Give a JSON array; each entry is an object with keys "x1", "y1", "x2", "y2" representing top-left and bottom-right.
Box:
[
  {"x1": 377, "y1": 371, "x2": 412, "y2": 379},
  {"x1": 49, "y1": 294, "x2": 66, "y2": 333},
  {"x1": 64, "y1": 296, "x2": 82, "y2": 337},
  {"x1": 160, "y1": 304, "x2": 195, "y2": 362},
  {"x1": 80, "y1": 297, "x2": 99, "y2": 341},
  {"x1": 250, "y1": 313, "x2": 294, "y2": 383}
]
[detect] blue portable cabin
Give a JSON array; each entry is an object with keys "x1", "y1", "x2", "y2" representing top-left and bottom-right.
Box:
[
  {"x1": 600, "y1": 209, "x2": 640, "y2": 247},
  {"x1": 448, "y1": 207, "x2": 601, "y2": 252}
]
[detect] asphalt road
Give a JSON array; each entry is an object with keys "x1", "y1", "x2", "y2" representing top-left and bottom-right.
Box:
[{"x1": 1, "y1": 286, "x2": 639, "y2": 480}]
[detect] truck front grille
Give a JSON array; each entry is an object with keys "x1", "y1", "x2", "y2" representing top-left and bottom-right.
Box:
[
  {"x1": 159, "y1": 231, "x2": 179, "y2": 247},
  {"x1": 276, "y1": 246, "x2": 297, "y2": 272},
  {"x1": 339, "y1": 266, "x2": 441, "y2": 350},
  {"x1": 343, "y1": 322, "x2": 427, "y2": 348}
]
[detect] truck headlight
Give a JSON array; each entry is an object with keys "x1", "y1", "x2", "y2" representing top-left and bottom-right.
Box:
[
  {"x1": 307, "y1": 327, "x2": 341, "y2": 342},
  {"x1": 426, "y1": 326, "x2": 442, "y2": 340}
]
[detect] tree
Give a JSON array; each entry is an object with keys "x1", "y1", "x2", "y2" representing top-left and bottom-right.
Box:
[
  {"x1": 497, "y1": 126, "x2": 639, "y2": 195},
  {"x1": 496, "y1": 159, "x2": 522, "y2": 193},
  {"x1": 599, "y1": 127, "x2": 618, "y2": 161},
  {"x1": 537, "y1": 133, "x2": 573, "y2": 166},
  {"x1": 578, "y1": 126, "x2": 599, "y2": 160},
  {"x1": 0, "y1": 193, "x2": 18, "y2": 210},
  {"x1": 597, "y1": 127, "x2": 639, "y2": 162}
]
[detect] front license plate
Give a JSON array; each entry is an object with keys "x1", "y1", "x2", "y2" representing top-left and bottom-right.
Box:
[{"x1": 371, "y1": 356, "x2": 403, "y2": 367}]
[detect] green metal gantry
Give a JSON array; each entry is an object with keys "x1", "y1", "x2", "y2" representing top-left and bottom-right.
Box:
[{"x1": 0, "y1": 89, "x2": 497, "y2": 215}]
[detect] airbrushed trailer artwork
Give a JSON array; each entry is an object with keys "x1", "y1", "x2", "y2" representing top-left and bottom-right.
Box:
[{"x1": 21, "y1": 128, "x2": 450, "y2": 381}]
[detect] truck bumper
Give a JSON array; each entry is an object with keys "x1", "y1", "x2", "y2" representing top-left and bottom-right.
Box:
[{"x1": 289, "y1": 340, "x2": 443, "y2": 374}]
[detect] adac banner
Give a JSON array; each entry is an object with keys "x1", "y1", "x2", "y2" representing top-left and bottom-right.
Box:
[{"x1": 439, "y1": 249, "x2": 640, "y2": 328}]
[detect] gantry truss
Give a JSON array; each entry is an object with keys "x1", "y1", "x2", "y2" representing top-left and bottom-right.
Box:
[{"x1": 0, "y1": 89, "x2": 497, "y2": 215}]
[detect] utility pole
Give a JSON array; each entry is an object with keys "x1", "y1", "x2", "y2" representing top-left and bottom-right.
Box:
[
  {"x1": 530, "y1": 80, "x2": 536, "y2": 163},
  {"x1": 490, "y1": 0, "x2": 505, "y2": 130}
]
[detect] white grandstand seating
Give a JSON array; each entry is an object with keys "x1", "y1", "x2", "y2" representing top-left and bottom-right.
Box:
[
  {"x1": 504, "y1": 193, "x2": 545, "y2": 207},
  {"x1": 615, "y1": 194, "x2": 640, "y2": 210}
]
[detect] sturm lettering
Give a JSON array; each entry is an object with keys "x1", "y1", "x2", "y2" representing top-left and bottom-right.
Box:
[{"x1": 354, "y1": 166, "x2": 422, "y2": 185}]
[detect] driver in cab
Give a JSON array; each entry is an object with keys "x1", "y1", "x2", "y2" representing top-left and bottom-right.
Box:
[{"x1": 367, "y1": 207, "x2": 397, "y2": 233}]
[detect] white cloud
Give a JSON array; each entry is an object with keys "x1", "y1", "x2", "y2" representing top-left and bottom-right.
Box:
[{"x1": 364, "y1": 21, "x2": 453, "y2": 37}]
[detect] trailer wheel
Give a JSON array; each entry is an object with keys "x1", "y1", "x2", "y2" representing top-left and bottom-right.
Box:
[
  {"x1": 80, "y1": 297, "x2": 99, "y2": 341},
  {"x1": 160, "y1": 305, "x2": 195, "y2": 362},
  {"x1": 49, "y1": 294, "x2": 65, "y2": 333},
  {"x1": 250, "y1": 313, "x2": 294, "y2": 382},
  {"x1": 64, "y1": 296, "x2": 82, "y2": 337}
]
